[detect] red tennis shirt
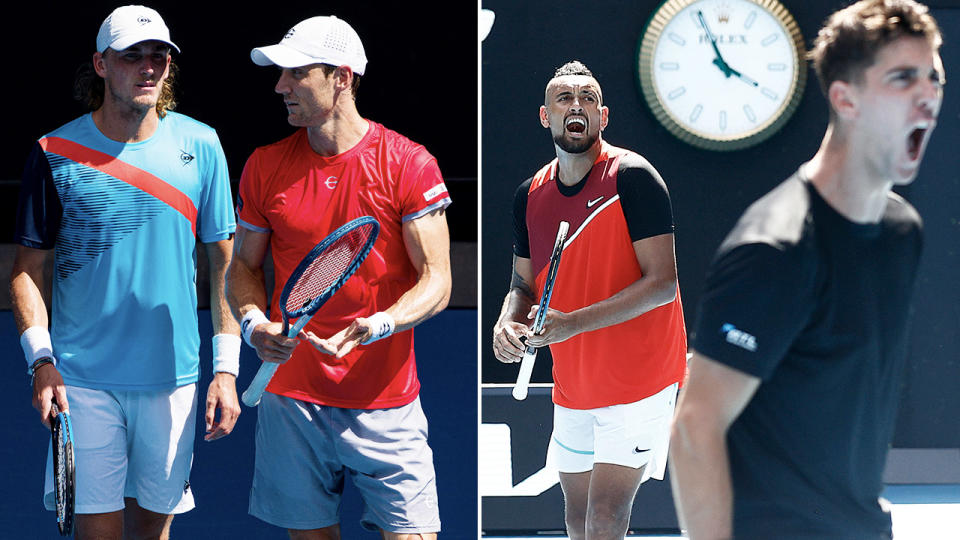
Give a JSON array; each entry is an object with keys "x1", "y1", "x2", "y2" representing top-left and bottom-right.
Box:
[
  {"x1": 238, "y1": 121, "x2": 450, "y2": 408},
  {"x1": 524, "y1": 142, "x2": 687, "y2": 409}
]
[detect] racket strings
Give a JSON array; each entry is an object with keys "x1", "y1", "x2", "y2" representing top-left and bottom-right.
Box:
[
  {"x1": 285, "y1": 224, "x2": 375, "y2": 313},
  {"x1": 53, "y1": 419, "x2": 66, "y2": 516}
]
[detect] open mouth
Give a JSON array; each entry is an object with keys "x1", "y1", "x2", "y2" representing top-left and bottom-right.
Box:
[
  {"x1": 907, "y1": 126, "x2": 928, "y2": 161},
  {"x1": 565, "y1": 117, "x2": 586, "y2": 134}
]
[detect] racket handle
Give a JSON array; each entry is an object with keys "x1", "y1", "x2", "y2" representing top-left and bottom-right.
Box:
[
  {"x1": 242, "y1": 362, "x2": 280, "y2": 407},
  {"x1": 512, "y1": 346, "x2": 539, "y2": 400}
]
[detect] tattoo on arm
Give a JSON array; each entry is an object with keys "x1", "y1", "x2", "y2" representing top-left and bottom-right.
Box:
[{"x1": 510, "y1": 268, "x2": 535, "y2": 301}]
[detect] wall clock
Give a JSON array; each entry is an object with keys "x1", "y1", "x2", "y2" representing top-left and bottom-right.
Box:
[{"x1": 638, "y1": 0, "x2": 806, "y2": 151}]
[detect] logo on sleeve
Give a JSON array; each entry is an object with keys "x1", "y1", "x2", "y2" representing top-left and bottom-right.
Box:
[
  {"x1": 721, "y1": 323, "x2": 757, "y2": 352},
  {"x1": 423, "y1": 183, "x2": 448, "y2": 201}
]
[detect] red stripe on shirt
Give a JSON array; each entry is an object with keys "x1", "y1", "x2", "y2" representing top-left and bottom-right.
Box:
[{"x1": 40, "y1": 136, "x2": 198, "y2": 234}]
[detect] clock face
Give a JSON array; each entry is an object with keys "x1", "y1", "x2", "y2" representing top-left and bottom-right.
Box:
[{"x1": 638, "y1": 0, "x2": 806, "y2": 150}]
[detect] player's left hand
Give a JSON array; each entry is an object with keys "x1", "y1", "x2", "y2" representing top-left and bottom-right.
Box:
[
  {"x1": 525, "y1": 305, "x2": 580, "y2": 347},
  {"x1": 302, "y1": 317, "x2": 372, "y2": 359},
  {"x1": 204, "y1": 372, "x2": 241, "y2": 441}
]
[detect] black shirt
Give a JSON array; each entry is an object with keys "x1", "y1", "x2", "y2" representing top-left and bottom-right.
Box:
[{"x1": 693, "y1": 171, "x2": 923, "y2": 539}]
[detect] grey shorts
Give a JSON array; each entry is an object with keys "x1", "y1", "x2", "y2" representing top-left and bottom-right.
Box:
[{"x1": 249, "y1": 393, "x2": 441, "y2": 534}]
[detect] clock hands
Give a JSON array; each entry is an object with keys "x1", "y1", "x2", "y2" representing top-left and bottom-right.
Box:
[
  {"x1": 697, "y1": 10, "x2": 731, "y2": 74},
  {"x1": 697, "y1": 10, "x2": 759, "y2": 87},
  {"x1": 727, "y1": 65, "x2": 759, "y2": 87}
]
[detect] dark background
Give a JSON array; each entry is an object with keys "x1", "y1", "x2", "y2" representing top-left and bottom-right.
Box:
[
  {"x1": 1, "y1": 0, "x2": 477, "y2": 243},
  {"x1": 481, "y1": 0, "x2": 960, "y2": 448},
  {"x1": 1, "y1": 1, "x2": 478, "y2": 538}
]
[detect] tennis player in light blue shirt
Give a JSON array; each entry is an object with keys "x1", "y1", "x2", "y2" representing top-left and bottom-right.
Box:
[{"x1": 10, "y1": 5, "x2": 241, "y2": 537}]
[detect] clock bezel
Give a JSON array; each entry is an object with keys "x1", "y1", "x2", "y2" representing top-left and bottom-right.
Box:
[{"x1": 637, "y1": 0, "x2": 807, "y2": 151}]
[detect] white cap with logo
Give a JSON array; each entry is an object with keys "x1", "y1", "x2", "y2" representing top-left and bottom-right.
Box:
[
  {"x1": 96, "y1": 5, "x2": 180, "y2": 54},
  {"x1": 251, "y1": 16, "x2": 367, "y2": 75}
]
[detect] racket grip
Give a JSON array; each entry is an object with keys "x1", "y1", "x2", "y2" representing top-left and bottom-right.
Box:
[
  {"x1": 242, "y1": 362, "x2": 280, "y2": 407},
  {"x1": 512, "y1": 346, "x2": 538, "y2": 400}
]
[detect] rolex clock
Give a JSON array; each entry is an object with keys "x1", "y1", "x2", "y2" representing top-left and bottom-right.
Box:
[{"x1": 638, "y1": 0, "x2": 806, "y2": 151}]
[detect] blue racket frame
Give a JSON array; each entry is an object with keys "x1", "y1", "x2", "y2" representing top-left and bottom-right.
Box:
[
  {"x1": 242, "y1": 216, "x2": 381, "y2": 407},
  {"x1": 50, "y1": 402, "x2": 75, "y2": 536},
  {"x1": 513, "y1": 220, "x2": 569, "y2": 400}
]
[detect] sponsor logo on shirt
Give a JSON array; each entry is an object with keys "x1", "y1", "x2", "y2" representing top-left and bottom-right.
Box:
[
  {"x1": 179, "y1": 150, "x2": 195, "y2": 166},
  {"x1": 423, "y1": 183, "x2": 447, "y2": 201},
  {"x1": 721, "y1": 323, "x2": 757, "y2": 352},
  {"x1": 587, "y1": 196, "x2": 604, "y2": 208},
  {"x1": 325, "y1": 176, "x2": 338, "y2": 189}
]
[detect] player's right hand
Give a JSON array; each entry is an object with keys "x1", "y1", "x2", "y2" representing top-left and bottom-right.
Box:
[
  {"x1": 493, "y1": 320, "x2": 531, "y2": 364},
  {"x1": 249, "y1": 321, "x2": 299, "y2": 364},
  {"x1": 32, "y1": 363, "x2": 67, "y2": 429}
]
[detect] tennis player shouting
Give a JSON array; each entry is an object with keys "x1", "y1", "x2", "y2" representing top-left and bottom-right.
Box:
[
  {"x1": 225, "y1": 15, "x2": 451, "y2": 539},
  {"x1": 492, "y1": 60, "x2": 687, "y2": 539},
  {"x1": 671, "y1": 1, "x2": 944, "y2": 538},
  {"x1": 10, "y1": 5, "x2": 240, "y2": 539}
]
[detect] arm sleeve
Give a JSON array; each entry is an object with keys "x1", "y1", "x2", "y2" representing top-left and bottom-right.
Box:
[
  {"x1": 512, "y1": 178, "x2": 532, "y2": 258},
  {"x1": 15, "y1": 142, "x2": 61, "y2": 249},
  {"x1": 616, "y1": 161, "x2": 675, "y2": 242},
  {"x1": 236, "y1": 150, "x2": 271, "y2": 233},
  {"x1": 196, "y1": 133, "x2": 237, "y2": 243},
  {"x1": 399, "y1": 146, "x2": 451, "y2": 223},
  {"x1": 692, "y1": 242, "x2": 817, "y2": 381}
]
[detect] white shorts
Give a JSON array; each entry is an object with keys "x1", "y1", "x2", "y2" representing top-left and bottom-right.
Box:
[
  {"x1": 43, "y1": 384, "x2": 198, "y2": 515},
  {"x1": 547, "y1": 383, "x2": 678, "y2": 482}
]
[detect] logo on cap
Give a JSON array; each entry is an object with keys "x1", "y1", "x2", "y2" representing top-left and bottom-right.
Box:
[
  {"x1": 284, "y1": 28, "x2": 296, "y2": 39},
  {"x1": 138, "y1": 16, "x2": 151, "y2": 25}
]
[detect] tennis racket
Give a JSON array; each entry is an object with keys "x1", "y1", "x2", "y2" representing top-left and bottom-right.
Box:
[
  {"x1": 242, "y1": 216, "x2": 380, "y2": 407},
  {"x1": 513, "y1": 220, "x2": 569, "y2": 400},
  {"x1": 50, "y1": 401, "x2": 75, "y2": 536}
]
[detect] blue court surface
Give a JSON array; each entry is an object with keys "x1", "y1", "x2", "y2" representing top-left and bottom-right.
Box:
[{"x1": 0, "y1": 309, "x2": 478, "y2": 539}]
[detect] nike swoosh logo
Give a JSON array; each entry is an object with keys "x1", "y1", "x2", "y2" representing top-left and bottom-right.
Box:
[
  {"x1": 633, "y1": 447, "x2": 651, "y2": 454},
  {"x1": 587, "y1": 196, "x2": 604, "y2": 208}
]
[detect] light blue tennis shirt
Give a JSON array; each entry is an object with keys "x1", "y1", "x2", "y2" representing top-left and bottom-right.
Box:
[{"x1": 15, "y1": 112, "x2": 236, "y2": 390}]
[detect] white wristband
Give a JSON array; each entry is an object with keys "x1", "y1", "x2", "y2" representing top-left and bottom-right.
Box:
[
  {"x1": 361, "y1": 312, "x2": 396, "y2": 345},
  {"x1": 212, "y1": 334, "x2": 241, "y2": 376},
  {"x1": 241, "y1": 308, "x2": 271, "y2": 347},
  {"x1": 20, "y1": 326, "x2": 55, "y2": 368}
]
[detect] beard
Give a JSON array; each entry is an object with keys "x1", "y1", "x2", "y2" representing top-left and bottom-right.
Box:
[{"x1": 553, "y1": 130, "x2": 599, "y2": 154}]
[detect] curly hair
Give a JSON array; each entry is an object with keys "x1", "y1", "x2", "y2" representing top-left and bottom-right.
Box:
[
  {"x1": 809, "y1": 0, "x2": 942, "y2": 97},
  {"x1": 73, "y1": 57, "x2": 179, "y2": 117}
]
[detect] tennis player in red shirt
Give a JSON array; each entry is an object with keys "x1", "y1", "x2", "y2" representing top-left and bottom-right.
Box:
[
  {"x1": 493, "y1": 60, "x2": 687, "y2": 539},
  {"x1": 226, "y1": 15, "x2": 451, "y2": 540}
]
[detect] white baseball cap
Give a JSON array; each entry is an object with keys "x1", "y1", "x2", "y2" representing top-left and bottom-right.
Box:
[
  {"x1": 96, "y1": 5, "x2": 180, "y2": 54},
  {"x1": 251, "y1": 16, "x2": 367, "y2": 75}
]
